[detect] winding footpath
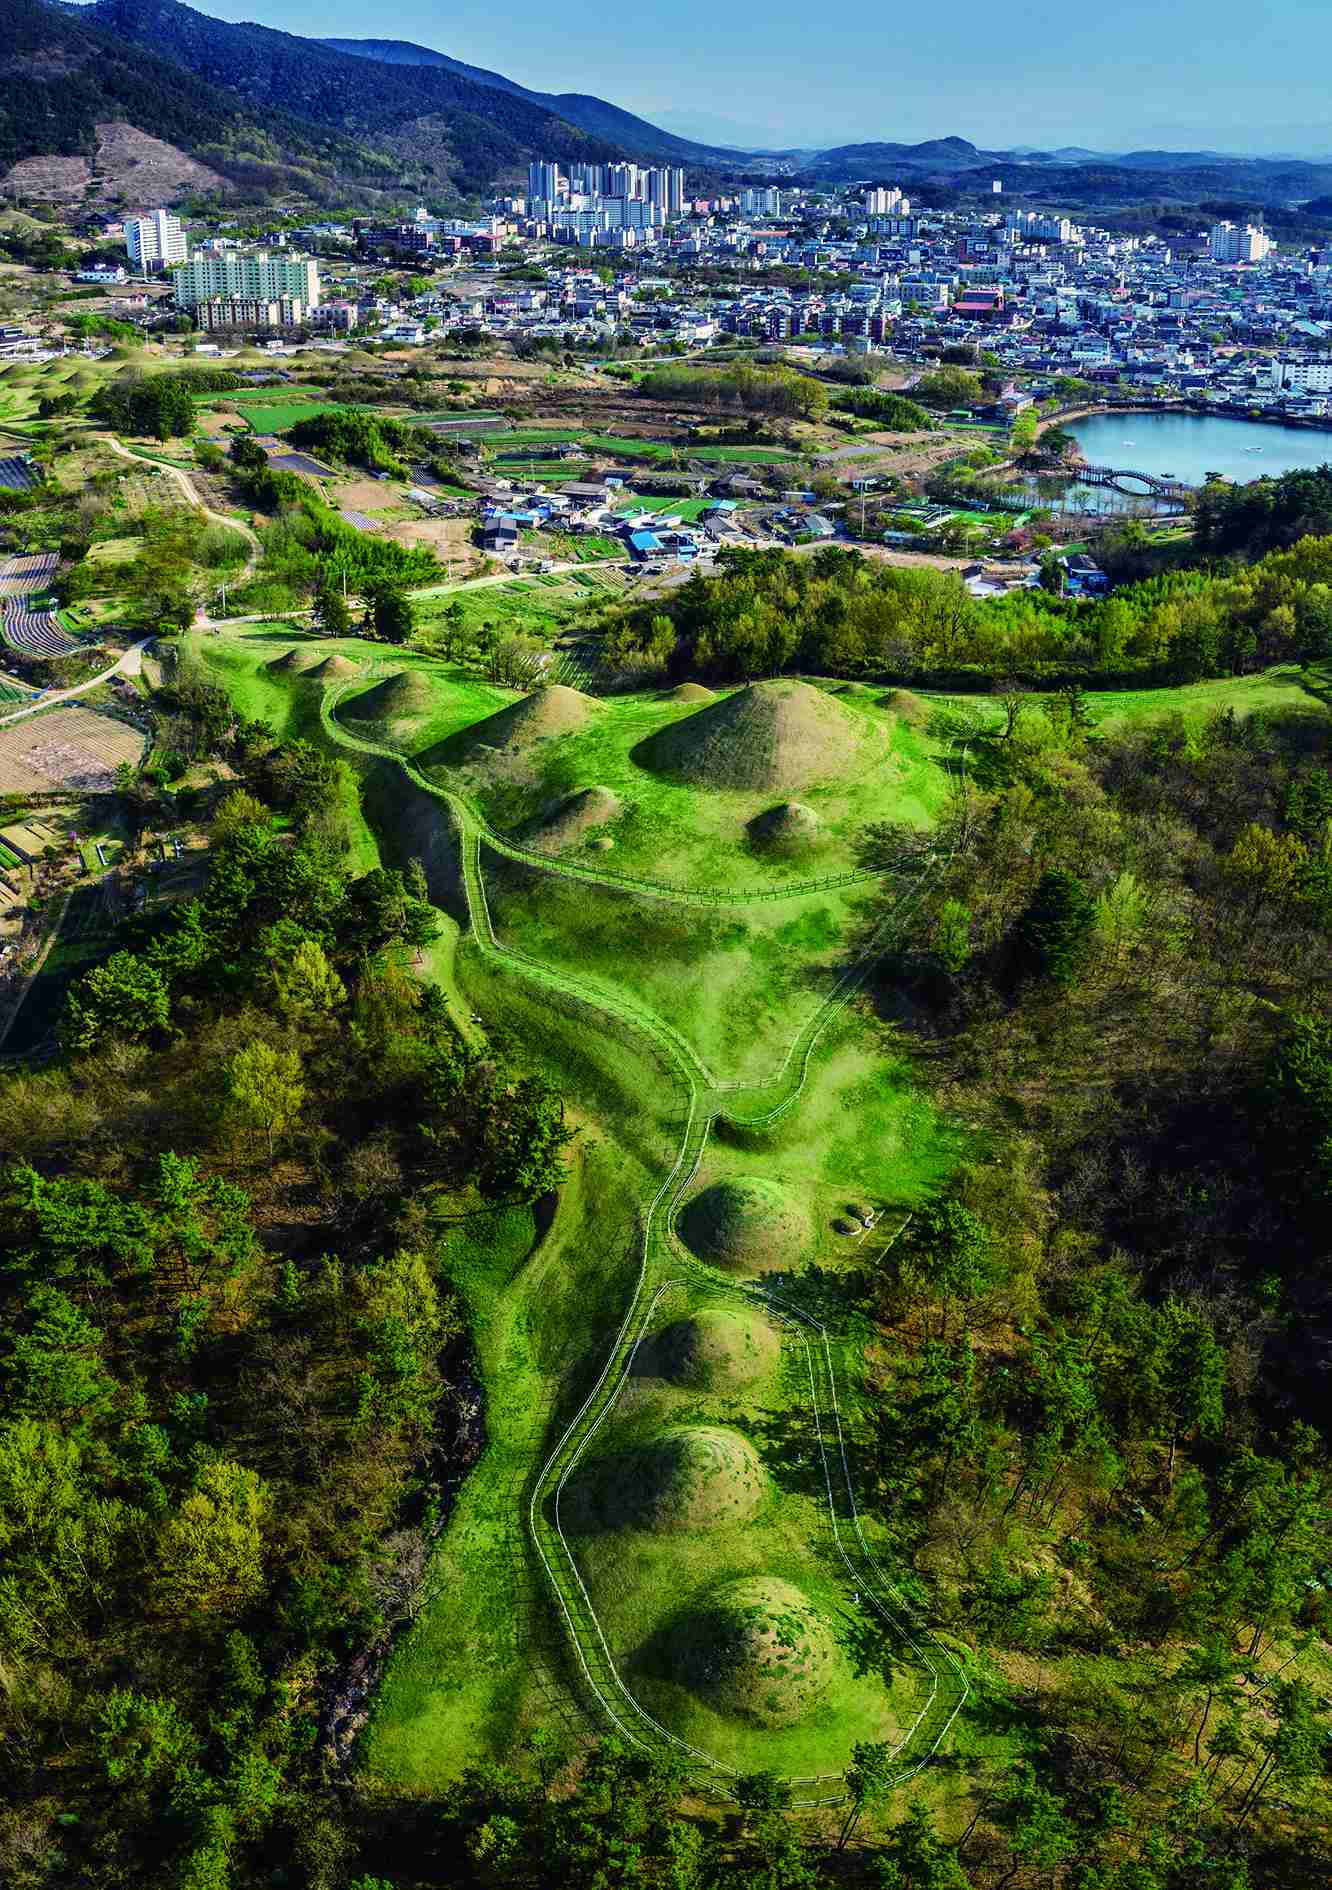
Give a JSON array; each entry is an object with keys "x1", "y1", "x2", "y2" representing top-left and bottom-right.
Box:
[{"x1": 318, "y1": 670, "x2": 971, "y2": 1800}]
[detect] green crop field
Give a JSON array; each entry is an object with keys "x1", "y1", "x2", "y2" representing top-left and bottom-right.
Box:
[{"x1": 236, "y1": 399, "x2": 348, "y2": 434}]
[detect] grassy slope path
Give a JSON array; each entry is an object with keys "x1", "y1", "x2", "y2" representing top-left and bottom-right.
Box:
[{"x1": 317, "y1": 672, "x2": 969, "y2": 1796}]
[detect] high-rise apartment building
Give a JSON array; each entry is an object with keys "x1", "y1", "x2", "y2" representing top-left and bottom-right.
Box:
[
  {"x1": 170, "y1": 250, "x2": 321, "y2": 310},
  {"x1": 740, "y1": 187, "x2": 782, "y2": 216},
  {"x1": 125, "y1": 209, "x2": 189, "y2": 272},
  {"x1": 863, "y1": 187, "x2": 904, "y2": 216},
  {"x1": 527, "y1": 160, "x2": 563, "y2": 203},
  {"x1": 1209, "y1": 221, "x2": 1272, "y2": 263}
]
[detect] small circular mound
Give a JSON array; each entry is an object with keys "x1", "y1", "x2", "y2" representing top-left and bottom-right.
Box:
[
  {"x1": 642, "y1": 1308, "x2": 781, "y2": 1391},
  {"x1": 571, "y1": 1426, "x2": 768, "y2": 1532},
  {"x1": 678, "y1": 1177, "x2": 810, "y2": 1275},
  {"x1": 832, "y1": 1217, "x2": 858, "y2": 1236},
  {"x1": 747, "y1": 800, "x2": 822, "y2": 856},
  {"x1": 845, "y1": 1200, "x2": 875, "y2": 1225},
  {"x1": 305, "y1": 653, "x2": 361, "y2": 681},
  {"x1": 878, "y1": 688, "x2": 929, "y2": 726},
  {"x1": 266, "y1": 647, "x2": 320, "y2": 675},
  {"x1": 672, "y1": 1578, "x2": 836, "y2": 1726},
  {"x1": 666, "y1": 681, "x2": 716, "y2": 703},
  {"x1": 520, "y1": 785, "x2": 621, "y2": 856}
]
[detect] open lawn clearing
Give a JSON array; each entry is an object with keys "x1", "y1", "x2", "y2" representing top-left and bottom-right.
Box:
[
  {"x1": 615, "y1": 496, "x2": 713, "y2": 521},
  {"x1": 364, "y1": 1057, "x2": 675, "y2": 1787},
  {"x1": 412, "y1": 583, "x2": 588, "y2": 648},
  {"x1": 483, "y1": 855, "x2": 876, "y2": 1088},
  {"x1": 0, "y1": 706, "x2": 145, "y2": 794}
]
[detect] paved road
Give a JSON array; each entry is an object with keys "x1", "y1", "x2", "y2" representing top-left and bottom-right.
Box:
[{"x1": 0, "y1": 638, "x2": 151, "y2": 727}]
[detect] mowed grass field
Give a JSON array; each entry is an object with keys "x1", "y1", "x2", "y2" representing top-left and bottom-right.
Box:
[{"x1": 482, "y1": 853, "x2": 877, "y2": 1087}]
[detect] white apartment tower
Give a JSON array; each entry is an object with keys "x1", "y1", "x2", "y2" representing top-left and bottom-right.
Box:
[
  {"x1": 125, "y1": 209, "x2": 189, "y2": 272},
  {"x1": 1210, "y1": 221, "x2": 1272, "y2": 263},
  {"x1": 170, "y1": 249, "x2": 321, "y2": 310}
]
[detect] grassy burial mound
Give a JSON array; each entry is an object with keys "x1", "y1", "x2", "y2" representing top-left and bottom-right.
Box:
[
  {"x1": 664, "y1": 681, "x2": 716, "y2": 704},
  {"x1": 567, "y1": 1426, "x2": 768, "y2": 1533},
  {"x1": 638, "y1": 1307, "x2": 782, "y2": 1393},
  {"x1": 305, "y1": 653, "x2": 361, "y2": 681},
  {"x1": 266, "y1": 646, "x2": 323, "y2": 676},
  {"x1": 635, "y1": 679, "x2": 882, "y2": 793},
  {"x1": 437, "y1": 684, "x2": 600, "y2": 764},
  {"x1": 668, "y1": 1577, "x2": 836, "y2": 1727},
  {"x1": 879, "y1": 687, "x2": 929, "y2": 727},
  {"x1": 338, "y1": 669, "x2": 438, "y2": 742},
  {"x1": 519, "y1": 785, "x2": 621, "y2": 855},
  {"x1": 746, "y1": 801, "x2": 822, "y2": 857},
  {"x1": 678, "y1": 1177, "x2": 811, "y2": 1276}
]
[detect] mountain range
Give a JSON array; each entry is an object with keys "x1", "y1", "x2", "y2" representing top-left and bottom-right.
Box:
[{"x1": 4, "y1": 0, "x2": 1332, "y2": 213}]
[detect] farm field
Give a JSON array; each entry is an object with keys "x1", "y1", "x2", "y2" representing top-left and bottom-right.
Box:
[{"x1": 0, "y1": 706, "x2": 145, "y2": 795}]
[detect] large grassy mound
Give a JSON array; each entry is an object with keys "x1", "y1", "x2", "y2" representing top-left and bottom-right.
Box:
[
  {"x1": 664, "y1": 681, "x2": 716, "y2": 704},
  {"x1": 568, "y1": 1426, "x2": 768, "y2": 1532},
  {"x1": 447, "y1": 684, "x2": 600, "y2": 760},
  {"x1": 678, "y1": 1177, "x2": 810, "y2": 1275},
  {"x1": 879, "y1": 688, "x2": 929, "y2": 727},
  {"x1": 340, "y1": 669, "x2": 437, "y2": 735},
  {"x1": 640, "y1": 1308, "x2": 782, "y2": 1392},
  {"x1": 519, "y1": 786, "x2": 620, "y2": 855},
  {"x1": 669, "y1": 1577, "x2": 836, "y2": 1726},
  {"x1": 635, "y1": 679, "x2": 881, "y2": 792},
  {"x1": 747, "y1": 801, "x2": 822, "y2": 856}
]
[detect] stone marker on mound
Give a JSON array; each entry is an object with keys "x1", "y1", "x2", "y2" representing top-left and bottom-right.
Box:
[
  {"x1": 519, "y1": 785, "x2": 621, "y2": 855},
  {"x1": 638, "y1": 1307, "x2": 782, "y2": 1392},
  {"x1": 568, "y1": 1426, "x2": 768, "y2": 1533},
  {"x1": 747, "y1": 800, "x2": 822, "y2": 855},
  {"x1": 678, "y1": 1176, "x2": 810, "y2": 1275},
  {"x1": 670, "y1": 1577, "x2": 836, "y2": 1726},
  {"x1": 635, "y1": 678, "x2": 881, "y2": 793},
  {"x1": 665, "y1": 681, "x2": 716, "y2": 703},
  {"x1": 340, "y1": 669, "x2": 436, "y2": 726},
  {"x1": 448, "y1": 684, "x2": 600, "y2": 759}
]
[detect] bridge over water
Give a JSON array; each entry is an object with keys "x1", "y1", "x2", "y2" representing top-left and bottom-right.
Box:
[{"x1": 1074, "y1": 463, "x2": 1193, "y2": 501}]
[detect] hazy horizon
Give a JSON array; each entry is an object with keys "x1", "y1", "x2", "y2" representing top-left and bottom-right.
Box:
[{"x1": 152, "y1": 0, "x2": 1332, "y2": 156}]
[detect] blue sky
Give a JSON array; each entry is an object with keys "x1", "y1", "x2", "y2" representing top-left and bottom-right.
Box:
[{"x1": 193, "y1": 0, "x2": 1332, "y2": 153}]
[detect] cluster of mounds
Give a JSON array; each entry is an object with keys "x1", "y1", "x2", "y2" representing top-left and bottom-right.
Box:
[
  {"x1": 518, "y1": 785, "x2": 621, "y2": 856},
  {"x1": 634, "y1": 679, "x2": 883, "y2": 794},
  {"x1": 338, "y1": 669, "x2": 436, "y2": 741},
  {"x1": 566, "y1": 1425, "x2": 768, "y2": 1534},
  {"x1": 746, "y1": 801, "x2": 822, "y2": 856},
  {"x1": 637, "y1": 1307, "x2": 782, "y2": 1393},
  {"x1": 665, "y1": 1577, "x2": 836, "y2": 1727},
  {"x1": 267, "y1": 647, "x2": 362, "y2": 686},
  {"x1": 427, "y1": 683, "x2": 600, "y2": 766},
  {"x1": 678, "y1": 1177, "x2": 811, "y2": 1276}
]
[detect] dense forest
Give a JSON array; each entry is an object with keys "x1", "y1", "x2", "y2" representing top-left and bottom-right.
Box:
[{"x1": 606, "y1": 537, "x2": 1332, "y2": 685}]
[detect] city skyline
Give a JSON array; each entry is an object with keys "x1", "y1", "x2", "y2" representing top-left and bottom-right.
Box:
[{"x1": 180, "y1": 0, "x2": 1332, "y2": 154}]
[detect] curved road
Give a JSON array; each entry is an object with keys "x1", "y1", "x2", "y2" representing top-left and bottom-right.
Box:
[{"x1": 0, "y1": 638, "x2": 151, "y2": 728}]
